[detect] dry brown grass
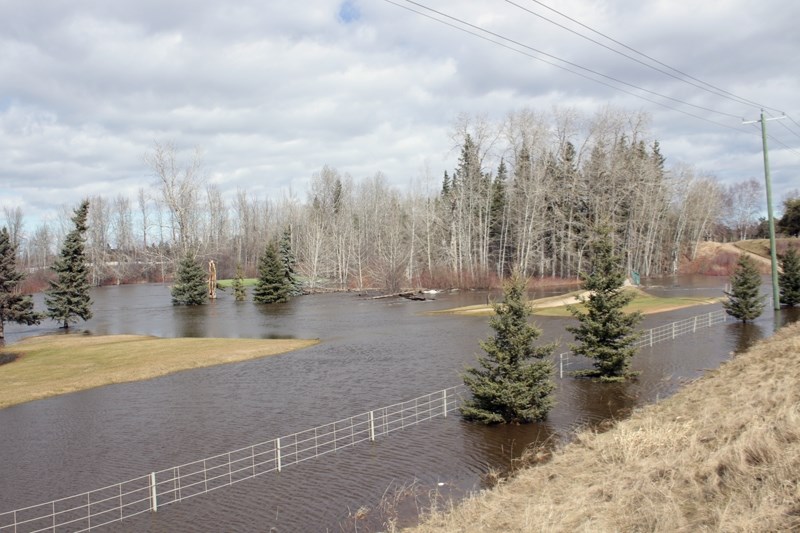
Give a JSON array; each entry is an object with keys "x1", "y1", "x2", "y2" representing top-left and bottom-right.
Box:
[
  {"x1": 0, "y1": 334, "x2": 319, "y2": 409},
  {"x1": 407, "y1": 322, "x2": 800, "y2": 532},
  {"x1": 431, "y1": 288, "x2": 721, "y2": 318}
]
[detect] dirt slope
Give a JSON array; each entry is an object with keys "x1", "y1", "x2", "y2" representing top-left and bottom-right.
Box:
[
  {"x1": 408, "y1": 322, "x2": 800, "y2": 532},
  {"x1": 683, "y1": 241, "x2": 773, "y2": 275}
]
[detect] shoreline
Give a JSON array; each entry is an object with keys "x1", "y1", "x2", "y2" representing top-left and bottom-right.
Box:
[
  {"x1": 0, "y1": 334, "x2": 319, "y2": 409},
  {"x1": 407, "y1": 321, "x2": 800, "y2": 532}
]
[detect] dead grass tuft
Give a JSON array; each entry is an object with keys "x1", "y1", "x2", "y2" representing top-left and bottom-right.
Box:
[{"x1": 407, "y1": 322, "x2": 800, "y2": 532}]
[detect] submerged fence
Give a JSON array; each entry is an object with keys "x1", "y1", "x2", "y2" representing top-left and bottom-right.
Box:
[
  {"x1": 0, "y1": 386, "x2": 465, "y2": 533},
  {"x1": 559, "y1": 309, "x2": 729, "y2": 377},
  {"x1": 1, "y1": 308, "x2": 733, "y2": 532}
]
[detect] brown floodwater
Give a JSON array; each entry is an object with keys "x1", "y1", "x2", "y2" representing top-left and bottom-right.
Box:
[{"x1": 1, "y1": 276, "x2": 797, "y2": 532}]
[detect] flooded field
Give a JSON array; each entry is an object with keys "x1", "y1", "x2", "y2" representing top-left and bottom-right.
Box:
[{"x1": 1, "y1": 277, "x2": 797, "y2": 531}]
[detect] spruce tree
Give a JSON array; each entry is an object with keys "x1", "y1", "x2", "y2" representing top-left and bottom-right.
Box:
[
  {"x1": 0, "y1": 227, "x2": 41, "y2": 338},
  {"x1": 45, "y1": 200, "x2": 93, "y2": 328},
  {"x1": 567, "y1": 231, "x2": 642, "y2": 381},
  {"x1": 232, "y1": 263, "x2": 247, "y2": 302},
  {"x1": 723, "y1": 254, "x2": 765, "y2": 321},
  {"x1": 279, "y1": 228, "x2": 302, "y2": 296},
  {"x1": 171, "y1": 254, "x2": 208, "y2": 305},
  {"x1": 253, "y1": 242, "x2": 290, "y2": 304},
  {"x1": 779, "y1": 247, "x2": 800, "y2": 306},
  {"x1": 778, "y1": 197, "x2": 800, "y2": 236},
  {"x1": 461, "y1": 273, "x2": 555, "y2": 424}
]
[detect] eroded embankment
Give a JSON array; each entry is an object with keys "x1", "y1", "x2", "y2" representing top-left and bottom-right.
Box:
[{"x1": 408, "y1": 322, "x2": 800, "y2": 532}]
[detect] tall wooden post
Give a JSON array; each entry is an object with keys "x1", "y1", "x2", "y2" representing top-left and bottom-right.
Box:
[{"x1": 208, "y1": 260, "x2": 217, "y2": 299}]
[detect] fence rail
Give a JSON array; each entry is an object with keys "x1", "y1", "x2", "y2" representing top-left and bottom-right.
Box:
[
  {"x1": 559, "y1": 309, "x2": 728, "y2": 377},
  {"x1": 0, "y1": 386, "x2": 465, "y2": 533},
  {"x1": 1, "y1": 309, "x2": 732, "y2": 532}
]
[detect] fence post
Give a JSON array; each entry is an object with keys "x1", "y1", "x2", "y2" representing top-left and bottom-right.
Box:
[
  {"x1": 559, "y1": 353, "x2": 563, "y2": 379},
  {"x1": 150, "y1": 472, "x2": 158, "y2": 513},
  {"x1": 369, "y1": 411, "x2": 376, "y2": 441},
  {"x1": 650, "y1": 329, "x2": 653, "y2": 347},
  {"x1": 443, "y1": 389, "x2": 448, "y2": 418},
  {"x1": 693, "y1": 316, "x2": 697, "y2": 333},
  {"x1": 672, "y1": 323, "x2": 676, "y2": 339},
  {"x1": 276, "y1": 438, "x2": 282, "y2": 472},
  {"x1": 251, "y1": 446, "x2": 256, "y2": 477}
]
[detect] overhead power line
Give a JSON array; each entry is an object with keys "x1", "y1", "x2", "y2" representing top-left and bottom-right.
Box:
[
  {"x1": 766, "y1": 110, "x2": 800, "y2": 143},
  {"x1": 389, "y1": 0, "x2": 744, "y2": 122},
  {"x1": 384, "y1": 0, "x2": 799, "y2": 158},
  {"x1": 519, "y1": 0, "x2": 785, "y2": 114}
]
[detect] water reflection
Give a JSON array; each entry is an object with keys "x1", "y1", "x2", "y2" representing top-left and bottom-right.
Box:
[
  {"x1": 459, "y1": 419, "x2": 557, "y2": 481},
  {"x1": 173, "y1": 305, "x2": 205, "y2": 338},
  {"x1": 728, "y1": 322, "x2": 766, "y2": 354},
  {"x1": 569, "y1": 378, "x2": 638, "y2": 427},
  {"x1": 0, "y1": 278, "x2": 798, "y2": 532},
  {"x1": 776, "y1": 306, "x2": 800, "y2": 329}
]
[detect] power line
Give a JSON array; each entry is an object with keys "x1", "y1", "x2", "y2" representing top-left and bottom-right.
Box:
[
  {"x1": 521, "y1": 0, "x2": 785, "y2": 114},
  {"x1": 786, "y1": 114, "x2": 800, "y2": 133},
  {"x1": 766, "y1": 134, "x2": 800, "y2": 159},
  {"x1": 391, "y1": 0, "x2": 745, "y2": 122},
  {"x1": 766, "y1": 110, "x2": 800, "y2": 142},
  {"x1": 504, "y1": 0, "x2": 753, "y2": 113},
  {"x1": 384, "y1": 0, "x2": 800, "y2": 159}
]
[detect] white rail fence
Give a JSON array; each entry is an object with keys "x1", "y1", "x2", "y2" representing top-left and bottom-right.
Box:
[
  {"x1": 0, "y1": 386, "x2": 465, "y2": 533},
  {"x1": 1, "y1": 309, "x2": 732, "y2": 532},
  {"x1": 559, "y1": 309, "x2": 729, "y2": 377}
]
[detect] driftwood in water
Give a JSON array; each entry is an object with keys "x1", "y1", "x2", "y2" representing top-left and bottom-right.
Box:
[{"x1": 371, "y1": 291, "x2": 428, "y2": 301}]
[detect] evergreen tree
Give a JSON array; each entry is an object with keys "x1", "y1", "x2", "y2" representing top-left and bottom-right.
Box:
[
  {"x1": 779, "y1": 247, "x2": 800, "y2": 306},
  {"x1": 723, "y1": 254, "x2": 765, "y2": 322},
  {"x1": 45, "y1": 200, "x2": 93, "y2": 328},
  {"x1": 778, "y1": 196, "x2": 800, "y2": 236},
  {"x1": 441, "y1": 170, "x2": 451, "y2": 197},
  {"x1": 567, "y1": 231, "x2": 642, "y2": 381},
  {"x1": 232, "y1": 263, "x2": 247, "y2": 302},
  {"x1": 171, "y1": 254, "x2": 208, "y2": 305},
  {"x1": 253, "y1": 242, "x2": 290, "y2": 304},
  {"x1": 279, "y1": 227, "x2": 302, "y2": 296},
  {"x1": 489, "y1": 159, "x2": 507, "y2": 270},
  {"x1": 461, "y1": 273, "x2": 555, "y2": 424},
  {"x1": 0, "y1": 227, "x2": 41, "y2": 338}
]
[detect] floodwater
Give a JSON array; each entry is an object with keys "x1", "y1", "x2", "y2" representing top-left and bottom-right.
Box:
[{"x1": 1, "y1": 277, "x2": 798, "y2": 532}]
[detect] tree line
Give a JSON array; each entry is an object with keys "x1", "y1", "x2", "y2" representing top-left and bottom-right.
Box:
[{"x1": 4, "y1": 108, "x2": 799, "y2": 292}]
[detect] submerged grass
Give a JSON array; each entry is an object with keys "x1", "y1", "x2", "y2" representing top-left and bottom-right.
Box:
[
  {"x1": 533, "y1": 294, "x2": 722, "y2": 317},
  {"x1": 0, "y1": 334, "x2": 318, "y2": 409},
  {"x1": 406, "y1": 322, "x2": 800, "y2": 532},
  {"x1": 433, "y1": 288, "x2": 721, "y2": 317},
  {"x1": 215, "y1": 278, "x2": 259, "y2": 288}
]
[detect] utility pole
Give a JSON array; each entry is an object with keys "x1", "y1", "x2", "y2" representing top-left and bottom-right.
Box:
[{"x1": 743, "y1": 110, "x2": 785, "y2": 310}]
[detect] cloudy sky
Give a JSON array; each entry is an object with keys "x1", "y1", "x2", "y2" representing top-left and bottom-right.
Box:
[{"x1": 2, "y1": 0, "x2": 798, "y2": 225}]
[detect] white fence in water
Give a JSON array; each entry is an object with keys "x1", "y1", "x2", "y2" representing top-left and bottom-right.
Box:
[
  {"x1": 558, "y1": 309, "x2": 729, "y2": 377},
  {"x1": 1, "y1": 309, "x2": 732, "y2": 532},
  {"x1": 0, "y1": 386, "x2": 465, "y2": 533}
]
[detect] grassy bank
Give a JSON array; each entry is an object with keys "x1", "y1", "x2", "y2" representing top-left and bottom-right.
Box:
[
  {"x1": 216, "y1": 278, "x2": 258, "y2": 288},
  {"x1": 0, "y1": 335, "x2": 318, "y2": 409},
  {"x1": 432, "y1": 288, "x2": 721, "y2": 317},
  {"x1": 408, "y1": 322, "x2": 800, "y2": 532}
]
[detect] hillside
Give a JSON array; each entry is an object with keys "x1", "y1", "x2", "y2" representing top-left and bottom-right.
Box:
[
  {"x1": 407, "y1": 321, "x2": 800, "y2": 532},
  {"x1": 681, "y1": 239, "x2": 799, "y2": 275}
]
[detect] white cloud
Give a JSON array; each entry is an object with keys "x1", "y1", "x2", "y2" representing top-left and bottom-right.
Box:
[{"x1": 1, "y1": 0, "x2": 798, "y2": 227}]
